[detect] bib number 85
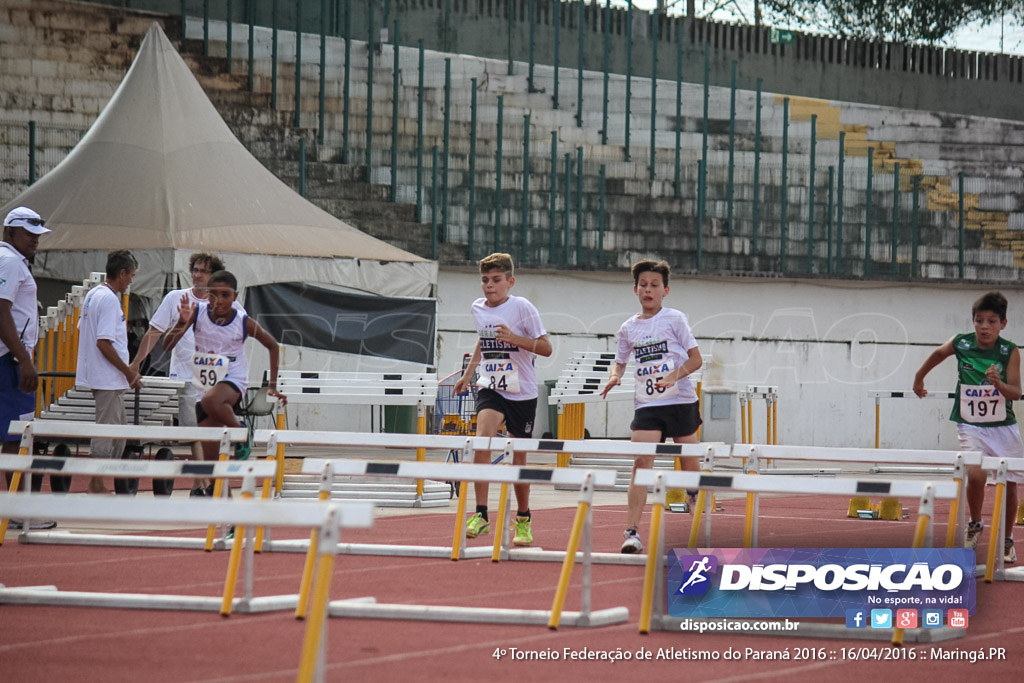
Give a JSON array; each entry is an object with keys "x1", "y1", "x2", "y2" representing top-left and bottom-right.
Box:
[{"x1": 645, "y1": 377, "x2": 666, "y2": 396}]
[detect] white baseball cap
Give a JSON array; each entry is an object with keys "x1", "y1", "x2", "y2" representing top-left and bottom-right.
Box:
[{"x1": 3, "y1": 206, "x2": 51, "y2": 235}]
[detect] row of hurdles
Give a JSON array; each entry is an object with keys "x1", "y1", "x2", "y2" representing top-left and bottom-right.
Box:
[{"x1": 2, "y1": 421, "x2": 1023, "y2": 656}]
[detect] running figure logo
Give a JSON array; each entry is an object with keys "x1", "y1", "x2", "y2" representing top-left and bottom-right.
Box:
[{"x1": 676, "y1": 554, "x2": 718, "y2": 596}]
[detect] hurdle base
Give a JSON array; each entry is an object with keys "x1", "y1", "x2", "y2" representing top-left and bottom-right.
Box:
[
  {"x1": 0, "y1": 588, "x2": 299, "y2": 613},
  {"x1": 18, "y1": 531, "x2": 232, "y2": 551},
  {"x1": 328, "y1": 601, "x2": 629, "y2": 627},
  {"x1": 654, "y1": 617, "x2": 967, "y2": 642}
]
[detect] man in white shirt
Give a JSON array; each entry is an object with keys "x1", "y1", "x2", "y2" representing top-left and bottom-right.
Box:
[
  {"x1": 130, "y1": 252, "x2": 225, "y2": 466},
  {"x1": 1, "y1": 208, "x2": 56, "y2": 525},
  {"x1": 76, "y1": 250, "x2": 142, "y2": 494}
]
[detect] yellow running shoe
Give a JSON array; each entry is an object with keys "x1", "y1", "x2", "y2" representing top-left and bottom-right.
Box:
[
  {"x1": 513, "y1": 515, "x2": 533, "y2": 547},
  {"x1": 465, "y1": 512, "x2": 490, "y2": 538}
]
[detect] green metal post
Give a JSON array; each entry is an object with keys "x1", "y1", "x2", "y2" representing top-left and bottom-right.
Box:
[
  {"x1": 807, "y1": 113, "x2": 816, "y2": 273},
  {"x1": 495, "y1": 95, "x2": 504, "y2": 252},
  {"x1": 247, "y1": 0, "x2": 254, "y2": 91},
  {"x1": 598, "y1": 164, "x2": 606, "y2": 267},
  {"x1": 226, "y1": 0, "x2": 232, "y2": 71},
  {"x1": 576, "y1": 147, "x2": 583, "y2": 265},
  {"x1": 549, "y1": 131, "x2": 558, "y2": 263},
  {"x1": 443, "y1": 0, "x2": 450, "y2": 51},
  {"x1": 780, "y1": 97, "x2": 789, "y2": 271},
  {"x1": 958, "y1": 172, "x2": 965, "y2": 279},
  {"x1": 891, "y1": 162, "x2": 900, "y2": 271},
  {"x1": 649, "y1": 11, "x2": 657, "y2": 180},
  {"x1": 864, "y1": 147, "x2": 874, "y2": 277},
  {"x1": 299, "y1": 138, "x2": 306, "y2": 197},
  {"x1": 431, "y1": 146, "x2": 439, "y2": 260},
  {"x1": 563, "y1": 152, "x2": 571, "y2": 265},
  {"x1": 826, "y1": 165, "x2": 835, "y2": 275},
  {"x1": 390, "y1": 21, "x2": 400, "y2": 202},
  {"x1": 521, "y1": 114, "x2": 531, "y2": 264},
  {"x1": 27, "y1": 121, "x2": 35, "y2": 186},
  {"x1": 673, "y1": 22, "x2": 682, "y2": 198},
  {"x1": 624, "y1": 5, "x2": 632, "y2": 161},
  {"x1": 576, "y1": 0, "x2": 584, "y2": 127},
  {"x1": 506, "y1": 0, "x2": 513, "y2": 76},
  {"x1": 836, "y1": 130, "x2": 846, "y2": 269},
  {"x1": 468, "y1": 79, "x2": 478, "y2": 259},
  {"x1": 341, "y1": 0, "x2": 350, "y2": 163},
  {"x1": 203, "y1": 0, "x2": 209, "y2": 56},
  {"x1": 700, "y1": 44, "x2": 709, "y2": 234},
  {"x1": 366, "y1": 4, "x2": 374, "y2": 176},
  {"x1": 319, "y1": 0, "x2": 327, "y2": 144},
  {"x1": 271, "y1": 0, "x2": 278, "y2": 110},
  {"x1": 696, "y1": 160, "x2": 704, "y2": 271},
  {"x1": 727, "y1": 60, "x2": 736, "y2": 236},
  {"x1": 752, "y1": 78, "x2": 762, "y2": 254},
  {"x1": 528, "y1": 0, "x2": 536, "y2": 92},
  {"x1": 180, "y1": 0, "x2": 186, "y2": 36},
  {"x1": 601, "y1": 0, "x2": 609, "y2": 144},
  {"x1": 415, "y1": 42, "x2": 425, "y2": 221},
  {"x1": 294, "y1": 0, "x2": 302, "y2": 129},
  {"x1": 911, "y1": 175, "x2": 920, "y2": 278},
  {"x1": 553, "y1": 0, "x2": 560, "y2": 109},
  {"x1": 442, "y1": 58, "x2": 451, "y2": 241}
]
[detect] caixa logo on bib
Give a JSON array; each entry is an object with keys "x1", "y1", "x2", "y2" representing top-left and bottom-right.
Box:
[{"x1": 667, "y1": 548, "x2": 976, "y2": 618}]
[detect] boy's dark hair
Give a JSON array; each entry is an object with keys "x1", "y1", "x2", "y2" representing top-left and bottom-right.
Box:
[
  {"x1": 631, "y1": 259, "x2": 670, "y2": 287},
  {"x1": 208, "y1": 270, "x2": 238, "y2": 291},
  {"x1": 973, "y1": 291, "x2": 1008, "y2": 321},
  {"x1": 479, "y1": 252, "x2": 514, "y2": 276},
  {"x1": 106, "y1": 250, "x2": 137, "y2": 279},
  {"x1": 189, "y1": 252, "x2": 225, "y2": 273}
]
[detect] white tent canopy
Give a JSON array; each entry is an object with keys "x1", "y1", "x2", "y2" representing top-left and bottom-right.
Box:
[{"x1": 2, "y1": 22, "x2": 435, "y2": 303}]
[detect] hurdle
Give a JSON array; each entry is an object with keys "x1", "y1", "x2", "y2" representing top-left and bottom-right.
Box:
[
  {"x1": 254, "y1": 429, "x2": 730, "y2": 565},
  {"x1": 0, "y1": 488, "x2": 373, "y2": 616},
  {"x1": 979, "y1": 457, "x2": 1024, "y2": 583},
  {"x1": 632, "y1": 468, "x2": 964, "y2": 643},
  {"x1": 276, "y1": 370, "x2": 445, "y2": 506},
  {"x1": 747, "y1": 444, "x2": 980, "y2": 547},
  {"x1": 3, "y1": 421, "x2": 254, "y2": 551},
  {"x1": 739, "y1": 385, "x2": 778, "y2": 445},
  {"x1": 869, "y1": 390, "x2": 956, "y2": 450}
]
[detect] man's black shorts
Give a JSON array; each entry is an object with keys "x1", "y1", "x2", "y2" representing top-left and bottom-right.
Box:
[
  {"x1": 630, "y1": 401, "x2": 701, "y2": 438},
  {"x1": 475, "y1": 388, "x2": 537, "y2": 438}
]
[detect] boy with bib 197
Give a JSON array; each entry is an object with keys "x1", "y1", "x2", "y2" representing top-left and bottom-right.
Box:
[{"x1": 914, "y1": 291, "x2": 1021, "y2": 563}]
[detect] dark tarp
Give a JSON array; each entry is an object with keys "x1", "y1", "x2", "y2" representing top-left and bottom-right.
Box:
[{"x1": 244, "y1": 282, "x2": 436, "y2": 366}]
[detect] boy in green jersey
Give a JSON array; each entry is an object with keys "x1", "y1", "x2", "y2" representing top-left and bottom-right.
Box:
[{"x1": 914, "y1": 292, "x2": 1022, "y2": 563}]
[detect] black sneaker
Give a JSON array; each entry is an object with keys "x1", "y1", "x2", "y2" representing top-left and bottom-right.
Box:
[
  {"x1": 189, "y1": 488, "x2": 207, "y2": 498},
  {"x1": 7, "y1": 519, "x2": 58, "y2": 530},
  {"x1": 205, "y1": 484, "x2": 216, "y2": 497},
  {"x1": 965, "y1": 520, "x2": 983, "y2": 550}
]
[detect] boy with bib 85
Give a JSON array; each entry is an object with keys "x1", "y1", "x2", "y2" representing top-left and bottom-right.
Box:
[
  {"x1": 600, "y1": 260, "x2": 702, "y2": 554},
  {"x1": 454, "y1": 253, "x2": 552, "y2": 546},
  {"x1": 914, "y1": 291, "x2": 1021, "y2": 563}
]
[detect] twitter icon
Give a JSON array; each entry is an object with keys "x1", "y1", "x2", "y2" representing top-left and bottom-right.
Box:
[{"x1": 870, "y1": 609, "x2": 893, "y2": 628}]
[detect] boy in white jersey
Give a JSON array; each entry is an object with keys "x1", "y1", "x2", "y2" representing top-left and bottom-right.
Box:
[
  {"x1": 164, "y1": 271, "x2": 286, "y2": 489},
  {"x1": 130, "y1": 252, "x2": 227, "y2": 470},
  {"x1": 914, "y1": 291, "x2": 1022, "y2": 563},
  {"x1": 454, "y1": 253, "x2": 552, "y2": 546},
  {"x1": 601, "y1": 260, "x2": 703, "y2": 554}
]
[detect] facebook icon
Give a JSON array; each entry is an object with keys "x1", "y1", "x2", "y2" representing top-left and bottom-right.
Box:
[{"x1": 845, "y1": 609, "x2": 867, "y2": 629}]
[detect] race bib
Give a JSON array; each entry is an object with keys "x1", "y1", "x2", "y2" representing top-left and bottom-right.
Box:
[
  {"x1": 635, "y1": 358, "x2": 679, "y2": 404},
  {"x1": 477, "y1": 359, "x2": 520, "y2": 394},
  {"x1": 960, "y1": 384, "x2": 1006, "y2": 423},
  {"x1": 192, "y1": 352, "x2": 230, "y2": 391}
]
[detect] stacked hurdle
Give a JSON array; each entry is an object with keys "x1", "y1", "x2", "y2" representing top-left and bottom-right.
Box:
[
  {"x1": 276, "y1": 371, "x2": 446, "y2": 507},
  {"x1": 739, "y1": 384, "x2": 779, "y2": 445}
]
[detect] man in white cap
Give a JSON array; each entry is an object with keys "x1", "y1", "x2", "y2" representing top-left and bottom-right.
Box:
[{"x1": 0, "y1": 207, "x2": 56, "y2": 528}]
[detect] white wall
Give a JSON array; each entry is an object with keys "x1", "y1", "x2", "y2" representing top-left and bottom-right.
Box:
[{"x1": 436, "y1": 268, "x2": 1024, "y2": 450}]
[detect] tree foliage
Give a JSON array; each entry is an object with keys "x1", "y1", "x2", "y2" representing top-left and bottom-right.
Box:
[{"x1": 761, "y1": 0, "x2": 1014, "y2": 43}]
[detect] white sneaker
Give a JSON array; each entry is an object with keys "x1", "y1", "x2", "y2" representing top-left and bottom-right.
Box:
[
  {"x1": 1005, "y1": 538, "x2": 1017, "y2": 564},
  {"x1": 620, "y1": 528, "x2": 643, "y2": 554},
  {"x1": 965, "y1": 521, "x2": 983, "y2": 550}
]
